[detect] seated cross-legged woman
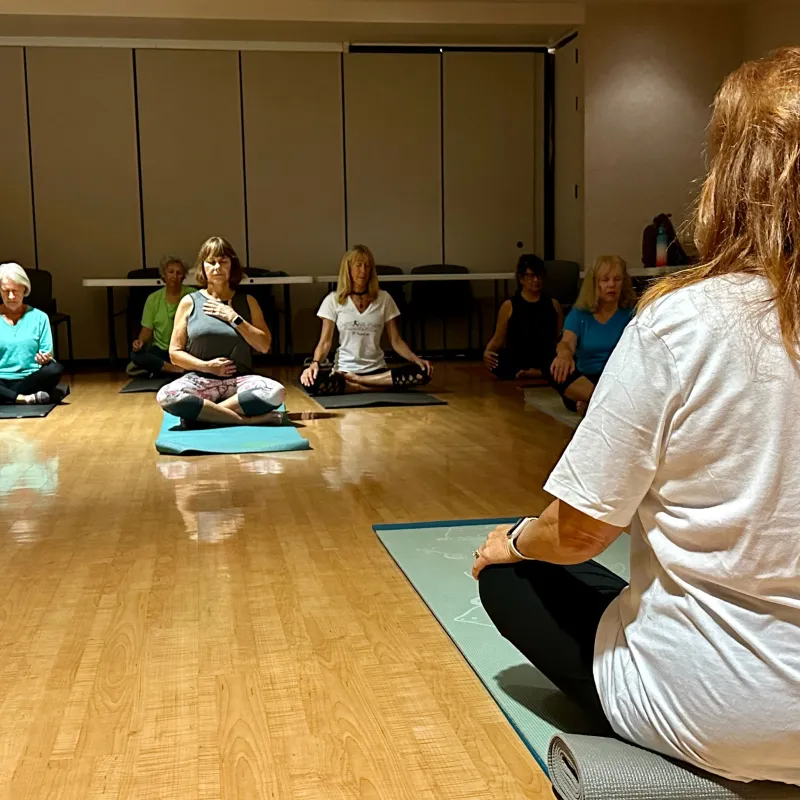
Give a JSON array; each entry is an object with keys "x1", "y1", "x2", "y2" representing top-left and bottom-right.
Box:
[
  {"x1": 550, "y1": 255, "x2": 635, "y2": 413},
  {"x1": 300, "y1": 245, "x2": 433, "y2": 395},
  {"x1": 484, "y1": 254, "x2": 563, "y2": 380},
  {"x1": 130, "y1": 256, "x2": 195, "y2": 377},
  {"x1": 0, "y1": 262, "x2": 65, "y2": 405},
  {"x1": 156, "y1": 237, "x2": 285, "y2": 426}
]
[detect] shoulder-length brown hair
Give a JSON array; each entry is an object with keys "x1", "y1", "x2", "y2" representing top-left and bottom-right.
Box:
[
  {"x1": 640, "y1": 47, "x2": 800, "y2": 359},
  {"x1": 194, "y1": 236, "x2": 243, "y2": 288},
  {"x1": 336, "y1": 245, "x2": 379, "y2": 304},
  {"x1": 575, "y1": 255, "x2": 636, "y2": 312}
]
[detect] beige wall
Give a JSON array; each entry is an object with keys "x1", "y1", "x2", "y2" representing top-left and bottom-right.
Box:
[
  {"x1": 742, "y1": 1, "x2": 800, "y2": 59},
  {"x1": 555, "y1": 36, "x2": 583, "y2": 265},
  {"x1": 583, "y1": 3, "x2": 743, "y2": 269},
  {"x1": 26, "y1": 47, "x2": 142, "y2": 359},
  {"x1": 137, "y1": 49, "x2": 247, "y2": 268},
  {"x1": 443, "y1": 52, "x2": 536, "y2": 271},
  {"x1": 3, "y1": 43, "x2": 545, "y2": 359},
  {"x1": 241, "y1": 51, "x2": 345, "y2": 352},
  {"x1": 0, "y1": 47, "x2": 35, "y2": 267},
  {"x1": 344, "y1": 53, "x2": 443, "y2": 268}
]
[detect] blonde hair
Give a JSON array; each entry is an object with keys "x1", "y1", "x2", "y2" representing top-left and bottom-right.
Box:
[
  {"x1": 336, "y1": 245, "x2": 379, "y2": 304},
  {"x1": 0, "y1": 263, "x2": 31, "y2": 297},
  {"x1": 640, "y1": 48, "x2": 800, "y2": 359},
  {"x1": 159, "y1": 255, "x2": 188, "y2": 281},
  {"x1": 575, "y1": 255, "x2": 636, "y2": 312},
  {"x1": 194, "y1": 236, "x2": 243, "y2": 288}
]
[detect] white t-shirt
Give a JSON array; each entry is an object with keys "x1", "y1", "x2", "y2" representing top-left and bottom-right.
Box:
[
  {"x1": 544, "y1": 275, "x2": 800, "y2": 785},
  {"x1": 317, "y1": 290, "x2": 400, "y2": 374}
]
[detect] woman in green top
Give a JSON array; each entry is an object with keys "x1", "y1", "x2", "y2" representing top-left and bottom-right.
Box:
[
  {"x1": 130, "y1": 256, "x2": 196, "y2": 377},
  {"x1": 0, "y1": 262, "x2": 64, "y2": 405}
]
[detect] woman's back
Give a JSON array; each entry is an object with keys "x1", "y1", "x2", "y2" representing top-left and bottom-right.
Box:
[{"x1": 550, "y1": 275, "x2": 800, "y2": 782}]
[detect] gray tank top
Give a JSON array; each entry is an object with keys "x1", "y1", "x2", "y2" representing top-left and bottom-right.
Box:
[{"x1": 186, "y1": 291, "x2": 253, "y2": 376}]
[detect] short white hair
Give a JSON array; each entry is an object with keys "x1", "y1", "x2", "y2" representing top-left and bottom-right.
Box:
[{"x1": 0, "y1": 263, "x2": 31, "y2": 296}]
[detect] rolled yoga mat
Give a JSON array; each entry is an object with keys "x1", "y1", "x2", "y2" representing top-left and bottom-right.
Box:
[
  {"x1": 548, "y1": 734, "x2": 800, "y2": 800},
  {"x1": 155, "y1": 405, "x2": 311, "y2": 455},
  {"x1": 375, "y1": 519, "x2": 799, "y2": 800},
  {"x1": 300, "y1": 386, "x2": 446, "y2": 409}
]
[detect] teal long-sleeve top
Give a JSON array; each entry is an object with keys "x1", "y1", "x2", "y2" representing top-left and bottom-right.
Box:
[{"x1": 0, "y1": 306, "x2": 53, "y2": 380}]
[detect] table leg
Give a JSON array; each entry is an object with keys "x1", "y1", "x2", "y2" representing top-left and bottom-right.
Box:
[
  {"x1": 106, "y1": 286, "x2": 117, "y2": 366},
  {"x1": 283, "y1": 284, "x2": 293, "y2": 361}
]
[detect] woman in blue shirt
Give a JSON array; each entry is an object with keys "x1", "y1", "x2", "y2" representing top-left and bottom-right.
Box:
[
  {"x1": 0, "y1": 262, "x2": 64, "y2": 405},
  {"x1": 550, "y1": 255, "x2": 636, "y2": 413}
]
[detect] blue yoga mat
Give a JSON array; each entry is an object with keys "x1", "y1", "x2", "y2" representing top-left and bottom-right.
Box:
[
  {"x1": 374, "y1": 518, "x2": 630, "y2": 775},
  {"x1": 155, "y1": 407, "x2": 311, "y2": 455}
]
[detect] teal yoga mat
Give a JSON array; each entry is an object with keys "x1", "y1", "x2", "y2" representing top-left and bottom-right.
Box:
[
  {"x1": 373, "y1": 518, "x2": 630, "y2": 774},
  {"x1": 155, "y1": 406, "x2": 311, "y2": 455}
]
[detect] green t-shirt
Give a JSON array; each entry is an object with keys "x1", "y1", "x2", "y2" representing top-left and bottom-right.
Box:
[{"x1": 141, "y1": 286, "x2": 196, "y2": 350}]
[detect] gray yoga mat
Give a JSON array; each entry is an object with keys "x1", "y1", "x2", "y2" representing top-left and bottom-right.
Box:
[
  {"x1": 548, "y1": 734, "x2": 800, "y2": 800},
  {"x1": 120, "y1": 376, "x2": 173, "y2": 393},
  {"x1": 375, "y1": 519, "x2": 798, "y2": 800},
  {"x1": 301, "y1": 386, "x2": 446, "y2": 409},
  {"x1": 523, "y1": 387, "x2": 580, "y2": 429}
]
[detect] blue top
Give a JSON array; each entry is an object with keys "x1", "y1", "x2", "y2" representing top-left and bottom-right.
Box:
[
  {"x1": 564, "y1": 306, "x2": 634, "y2": 376},
  {"x1": 0, "y1": 306, "x2": 53, "y2": 381}
]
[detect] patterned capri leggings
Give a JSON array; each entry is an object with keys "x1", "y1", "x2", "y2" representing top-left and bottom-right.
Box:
[{"x1": 156, "y1": 373, "x2": 285, "y2": 422}]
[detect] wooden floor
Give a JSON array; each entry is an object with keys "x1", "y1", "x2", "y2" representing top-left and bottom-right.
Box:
[{"x1": 0, "y1": 362, "x2": 572, "y2": 800}]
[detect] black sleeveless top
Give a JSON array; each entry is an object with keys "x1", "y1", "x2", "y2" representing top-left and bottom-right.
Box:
[
  {"x1": 186, "y1": 291, "x2": 253, "y2": 377},
  {"x1": 506, "y1": 292, "x2": 558, "y2": 366}
]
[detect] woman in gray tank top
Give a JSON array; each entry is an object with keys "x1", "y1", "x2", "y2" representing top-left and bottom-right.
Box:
[{"x1": 156, "y1": 237, "x2": 285, "y2": 426}]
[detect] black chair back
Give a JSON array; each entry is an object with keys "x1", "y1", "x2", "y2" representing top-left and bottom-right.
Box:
[
  {"x1": 544, "y1": 260, "x2": 580, "y2": 307},
  {"x1": 376, "y1": 265, "x2": 407, "y2": 311},
  {"x1": 26, "y1": 269, "x2": 56, "y2": 316},
  {"x1": 410, "y1": 264, "x2": 472, "y2": 313}
]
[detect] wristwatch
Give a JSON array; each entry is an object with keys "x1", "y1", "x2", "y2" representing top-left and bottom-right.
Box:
[
  {"x1": 232, "y1": 315, "x2": 244, "y2": 327},
  {"x1": 507, "y1": 517, "x2": 537, "y2": 560}
]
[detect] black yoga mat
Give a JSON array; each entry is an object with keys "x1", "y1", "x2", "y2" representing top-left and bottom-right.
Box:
[
  {"x1": 0, "y1": 403, "x2": 57, "y2": 418},
  {"x1": 120, "y1": 376, "x2": 174, "y2": 394},
  {"x1": 300, "y1": 385, "x2": 446, "y2": 409}
]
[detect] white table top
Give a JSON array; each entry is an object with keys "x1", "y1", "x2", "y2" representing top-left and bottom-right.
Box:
[
  {"x1": 316, "y1": 272, "x2": 516, "y2": 283},
  {"x1": 84, "y1": 273, "x2": 515, "y2": 288},
  {"x1": 579, "y1": 267, "x2": 681, "y2": 279},
  {"x1": 82, "y1": 276, "x2": 314, "y2": 287}
]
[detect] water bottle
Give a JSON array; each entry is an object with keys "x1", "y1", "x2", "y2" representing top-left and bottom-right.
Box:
[{"x1": 656, "y1": 222, "x2": 669, "y2": 267}]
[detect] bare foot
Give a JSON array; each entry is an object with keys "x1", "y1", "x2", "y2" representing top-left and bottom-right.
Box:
[{"x1": 342, "y1": 373, "x2": 367, "y2": 393}]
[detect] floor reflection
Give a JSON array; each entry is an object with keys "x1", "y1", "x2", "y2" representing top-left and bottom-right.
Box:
[{"x1": 0, "y1": 430, "x2": 60, "y2": 544}]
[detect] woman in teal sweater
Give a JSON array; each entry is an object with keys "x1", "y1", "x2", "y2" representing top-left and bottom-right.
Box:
[{"x1": 0, "y1": 262, "x2": 64, "y2": 405}]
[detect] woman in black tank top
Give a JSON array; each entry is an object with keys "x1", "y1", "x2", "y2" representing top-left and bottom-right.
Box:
[
  {"x1": 156, "y1": 237, "x2": 286, "y2": 426},
  {"x1": 484, "y1": 255, "x2": 564, "y2": 380}
]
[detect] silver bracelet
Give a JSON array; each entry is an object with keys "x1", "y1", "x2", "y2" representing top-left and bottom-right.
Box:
[{"x1": 507, "y1": 517, "x2": 537, "y2": 560}]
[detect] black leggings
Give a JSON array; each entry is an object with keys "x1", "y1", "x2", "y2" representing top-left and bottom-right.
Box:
[
  {"x1": 479, "y1": 559, "x2": 627, "y2": 723},
  {"x1": 305, "y1": 362, "x2": 432, "y2": 396},
  {"x1": 131, "y1": 344, "x2": 170, "y2": 375},
  {"x1": 491, "y1": 349, "x2": 552, "y2": 381},
  {"x1": 0, "y1": 361, "x2": 65, "y2": 404}
]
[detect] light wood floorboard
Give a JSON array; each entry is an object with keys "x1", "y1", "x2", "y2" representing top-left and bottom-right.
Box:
[{"x1": 0, "y1": 363, "x2": 571, "y2": 799}]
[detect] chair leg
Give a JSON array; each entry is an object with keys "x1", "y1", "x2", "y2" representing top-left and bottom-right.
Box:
[
  {"x1": 67, "y1": 319, "x2": 74, "y2": 369},
  {"x1": 51, "y1": 322, "x2": 60, "y2": 362}
]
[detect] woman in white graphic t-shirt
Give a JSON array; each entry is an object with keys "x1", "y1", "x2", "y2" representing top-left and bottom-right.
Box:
[
  {"x1": 471, "y1": 49, "x2": 800, "y2": 786},
  {"x1": 300, "y1": 245, "x2": 433, "y2": 395}
]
